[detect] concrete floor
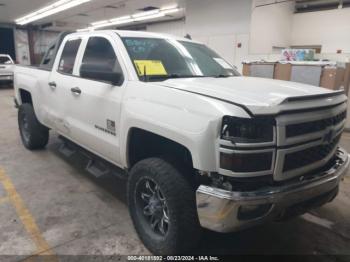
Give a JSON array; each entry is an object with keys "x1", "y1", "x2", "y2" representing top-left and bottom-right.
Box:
[{"x1": 1, "y1": 84, "x2": 350, "y2": 260}]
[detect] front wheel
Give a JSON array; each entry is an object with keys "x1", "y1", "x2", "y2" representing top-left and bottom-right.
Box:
[{"x1": 128, "y1": 158, "x2": 201, "y2": 255}]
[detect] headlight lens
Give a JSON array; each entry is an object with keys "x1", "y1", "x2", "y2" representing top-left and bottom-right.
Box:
[{"x1": 221, "y1": 116, "x2": 275, "y2": 143}]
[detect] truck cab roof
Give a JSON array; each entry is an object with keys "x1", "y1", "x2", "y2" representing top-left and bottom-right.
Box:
[
  {"x1": 73, "y1": 30, "x2": 196, "y2": 43},
  {"x1": 39, "y1": 30, "x2": 198, "y2": 71}
]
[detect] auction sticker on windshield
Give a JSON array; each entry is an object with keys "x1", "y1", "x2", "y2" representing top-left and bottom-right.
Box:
[{"x1": 134, "y1": 60, "x2": 168, "y2": 76}]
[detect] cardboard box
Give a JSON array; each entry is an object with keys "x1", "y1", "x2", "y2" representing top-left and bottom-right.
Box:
[
  {"x1": 291, "y1": 65, "x2": 323, "y2": 86},
  {"x1": 274, "y1": 63, "x2": 292, "y2": 81},
  {"x1": 320, "y1": 67, "x2": 345, "y2": 90},
  {"x1": 335, "y1": 68, "x2": 345, "y2": 89},
  {"x1": 244, "y1": 61, "x2": 349, "y2": 93},
  {"x1": 242, "y1": 62, "x2": 276, "y2": 78},
  {"x1": 242, "y1": 63, "x2": 250, "y2": 76},
  {"x1": 344, "y1": 63, "x2": 350, "y2": 96}
]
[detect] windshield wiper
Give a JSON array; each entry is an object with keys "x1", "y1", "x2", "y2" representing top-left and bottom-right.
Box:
[
  {"x1": 214, "y1": 74, "x2": 232, "y2": 78},
  {"x1": 147, "y1": 74, "x2": 207, "y2": 81}
]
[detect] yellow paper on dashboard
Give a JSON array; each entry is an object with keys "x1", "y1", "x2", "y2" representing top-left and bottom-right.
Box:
[{"x1": 134, "y1": 60, "x2": 168, "y2": 76}]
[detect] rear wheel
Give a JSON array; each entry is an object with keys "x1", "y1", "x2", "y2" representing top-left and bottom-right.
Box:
[
  {"x1": 18, "y1": 103, "x2": 49, "y2": 150},
  {"x1": 128, "y1": 158, "x2": 201, "y2": 255}
]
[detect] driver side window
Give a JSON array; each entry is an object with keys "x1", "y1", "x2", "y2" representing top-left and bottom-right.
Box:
[{"x1": 80, "y1": 37, "x2": 123, "y2": 84}]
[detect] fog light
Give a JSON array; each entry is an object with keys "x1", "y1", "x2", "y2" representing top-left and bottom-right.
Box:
[
  {"x1": 220, "y1": 152, "x2": 273, "y2": 172},
  {"x1": 238, "y1": 204, "x2": 272, "y2": 220}
]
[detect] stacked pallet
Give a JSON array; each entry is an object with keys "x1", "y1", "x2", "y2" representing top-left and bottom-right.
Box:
[{"x1": 242, "y1": 61, "x2": 350, "y2": 95}]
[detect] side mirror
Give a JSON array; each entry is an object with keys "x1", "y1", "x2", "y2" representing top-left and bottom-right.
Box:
[{"x1": 80, "y1": 63, "x2": 124, "y2": 86}]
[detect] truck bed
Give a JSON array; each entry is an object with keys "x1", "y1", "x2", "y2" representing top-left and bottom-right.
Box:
[{"x1": 14, "y1": 65, "x2": 51, "y2": 105}]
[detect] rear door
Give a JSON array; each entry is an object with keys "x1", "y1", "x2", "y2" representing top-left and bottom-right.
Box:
[
  {"x1": 43, "y1": 37, "x2": 83, "y2": 133},
  {"x1": 63, "y1": 34, "x2": 126, "y2": 165}
]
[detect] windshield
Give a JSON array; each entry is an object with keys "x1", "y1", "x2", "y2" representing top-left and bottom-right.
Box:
[
  {"x1": 122, "y1": 37, "x2": 240, "y2": 81},
  {"x1": 0, "y1": 56, "x2": 12, "y2": 65}
]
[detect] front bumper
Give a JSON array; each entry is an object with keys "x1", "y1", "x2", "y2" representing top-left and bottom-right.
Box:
[{"x1": 196, "y1": 147, "x2": 349, "y2": 233}]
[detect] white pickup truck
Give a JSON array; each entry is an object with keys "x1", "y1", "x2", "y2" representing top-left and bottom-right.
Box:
[
  {"x1": 14, "y1": 30, "x2": 349, "y2": 255},
  {"x1": 0, "y1": 54, "x2": 14, "y2": 83}
]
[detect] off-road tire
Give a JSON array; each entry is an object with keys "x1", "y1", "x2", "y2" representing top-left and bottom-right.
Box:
[
  {"x1": 128, "y1": 158, "x2": 201, "y2": 255},
  {"x1": 18, "y1": 103, "x2": 49, "y2": 150}
]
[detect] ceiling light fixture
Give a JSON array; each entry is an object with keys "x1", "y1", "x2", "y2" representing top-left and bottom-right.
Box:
[
  {"x1": 162, "y1": 8, "x2": 181, "y2": 15},
  {"x1": 133, "y1": 13, "x2": 165, "y2": 22},
  {"x1": 77, "y1": 5, "x2": 182, "y2": 31},
  {"x1": 110, "y1": 15, "x2": 132, "y2": 22},
  {"x1": 76, "y1": 27, "x2": 94, "y2": 32},
  {"x1": 91, "y1": 20, "x2": 109, "y2": 26},
  {"x1": 161, "y1": 4, "x2": 179, "y2": 10},
  {"x1": 15, "y1": 0, "x2": 92, "y2": 25},
  {"x1": 93, "y1": 18, "x2": 134, "y2": 29},
  {"x1": 133, "y1": 9, "x2": 160, "y2": 18}
]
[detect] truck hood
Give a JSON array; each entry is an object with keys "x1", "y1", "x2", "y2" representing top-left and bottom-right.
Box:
[{"x1": 157, "y1": 77, "x2": 346, "y2": 115}]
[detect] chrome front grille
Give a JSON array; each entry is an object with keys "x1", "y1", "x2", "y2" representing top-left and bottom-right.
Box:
[
  {"x1": 217, "y1": 101, "x2": 347, "y2": 181},
  {"x1": 274, "y1": 102, "x2": 347, "y2": 181},
  {"x1": 283, "y1": 134, "x2": 341, "y2": 172},
  {"x1": 286, "y1": 111, "x2": 346, "y2": 138}
]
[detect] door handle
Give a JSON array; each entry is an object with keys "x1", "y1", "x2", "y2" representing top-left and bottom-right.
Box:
[
  {"x1": 48, "y1": 81, "x2": 57, "y2": 88},
  {"x1": 71, "y1": 87, "x2": 81, "y2": 95}
]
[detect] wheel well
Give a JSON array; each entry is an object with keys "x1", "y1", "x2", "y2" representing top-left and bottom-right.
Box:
[
  {"x1": 19, "y1": 89, "x2": 33, "y2": 105},
  {"x1": 128, "y1": 128, "x2": 193, "y2": 170}
]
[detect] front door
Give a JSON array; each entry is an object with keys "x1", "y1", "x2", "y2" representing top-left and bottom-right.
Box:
[{"x1": 63, "y1": 35, "x2": 126, "y2": 165}]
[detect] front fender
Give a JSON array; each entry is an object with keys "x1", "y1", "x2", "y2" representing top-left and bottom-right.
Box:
[{"x1": 119, "y1": 82, "x2": 250, "y2": 171}]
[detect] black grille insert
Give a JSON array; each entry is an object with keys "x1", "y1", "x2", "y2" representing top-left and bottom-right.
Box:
[
  {"x1": 286, "y1": 111, "x2": 346, "y2": 138},
  {"x1": 283, "y1": 135, "x2": 341, "y2": 172},
  {"x1": 220, "y1": 152, "x2": 273, "y2": 172}
]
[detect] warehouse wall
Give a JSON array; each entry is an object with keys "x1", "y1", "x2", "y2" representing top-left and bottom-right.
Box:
[
  {"x1": 250, "y1": 0, "x2": 294, "y2": 54},
  {"x1": 186, "y1": 0, "x2": 251, "y2": 71},
  {"x1": 147, "y1": 20, "x2": 186, "y2": 37},
  {"x1": 17, "y1": 29, "x2": 59, "y2": 65},
  {"x1": 147, "y1": 0, "x2": 252, "y2": 72},
  {"x1": 148, "y1": 0, "x2": 350, "y2": 71},
  {"x1": 185, "y1": 0, "x2": 251, "y2": 37},
  {"x1": 32, "y1": 30, "x2": 59, "y2": 56},
  {"x1": 14, "y1": 29, "x2": 31, "y2": 65},
  {"x1": 291, "y1": 8, "x2": 350, "y2": 54},
  {"x1": 248, "y1": 1, "x2": 350, "y2": 62}
]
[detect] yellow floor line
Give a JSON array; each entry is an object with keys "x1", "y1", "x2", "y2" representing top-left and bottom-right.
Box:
[
  {"x1": 0, "y1": 196, "x2": 9, "y2": 205},
  {"x1": 0, "y1": 168, "x2": 57, "y2": 259}
]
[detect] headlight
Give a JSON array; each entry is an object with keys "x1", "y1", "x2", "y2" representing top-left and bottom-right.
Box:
[{"x1": 221, "y1": 116, "x2": 275, "y2": 143}]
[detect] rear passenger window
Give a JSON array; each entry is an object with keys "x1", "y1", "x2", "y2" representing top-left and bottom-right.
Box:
[
  {"x1": 58, "y1": 39, "x2": 81, "y2": 75},
  {"x1": 80, "y1": 37, "x2": 123, "y2": 81},
  {"x1": 42, "y1": 45, "x2": 55, "y2": 66}
]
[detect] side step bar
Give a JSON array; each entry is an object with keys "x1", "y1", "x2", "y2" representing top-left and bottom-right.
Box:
[
  {"x1": 58, "y1": 136, "x2": 128, "y2": 180},
  {"x1": 86, "y1": 159, "x2": 110, "y2": 178}
]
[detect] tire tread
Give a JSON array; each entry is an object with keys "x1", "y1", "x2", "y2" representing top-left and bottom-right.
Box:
[{"x1": 128, "y1": 158, "x2": 201, "y2": 255}]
